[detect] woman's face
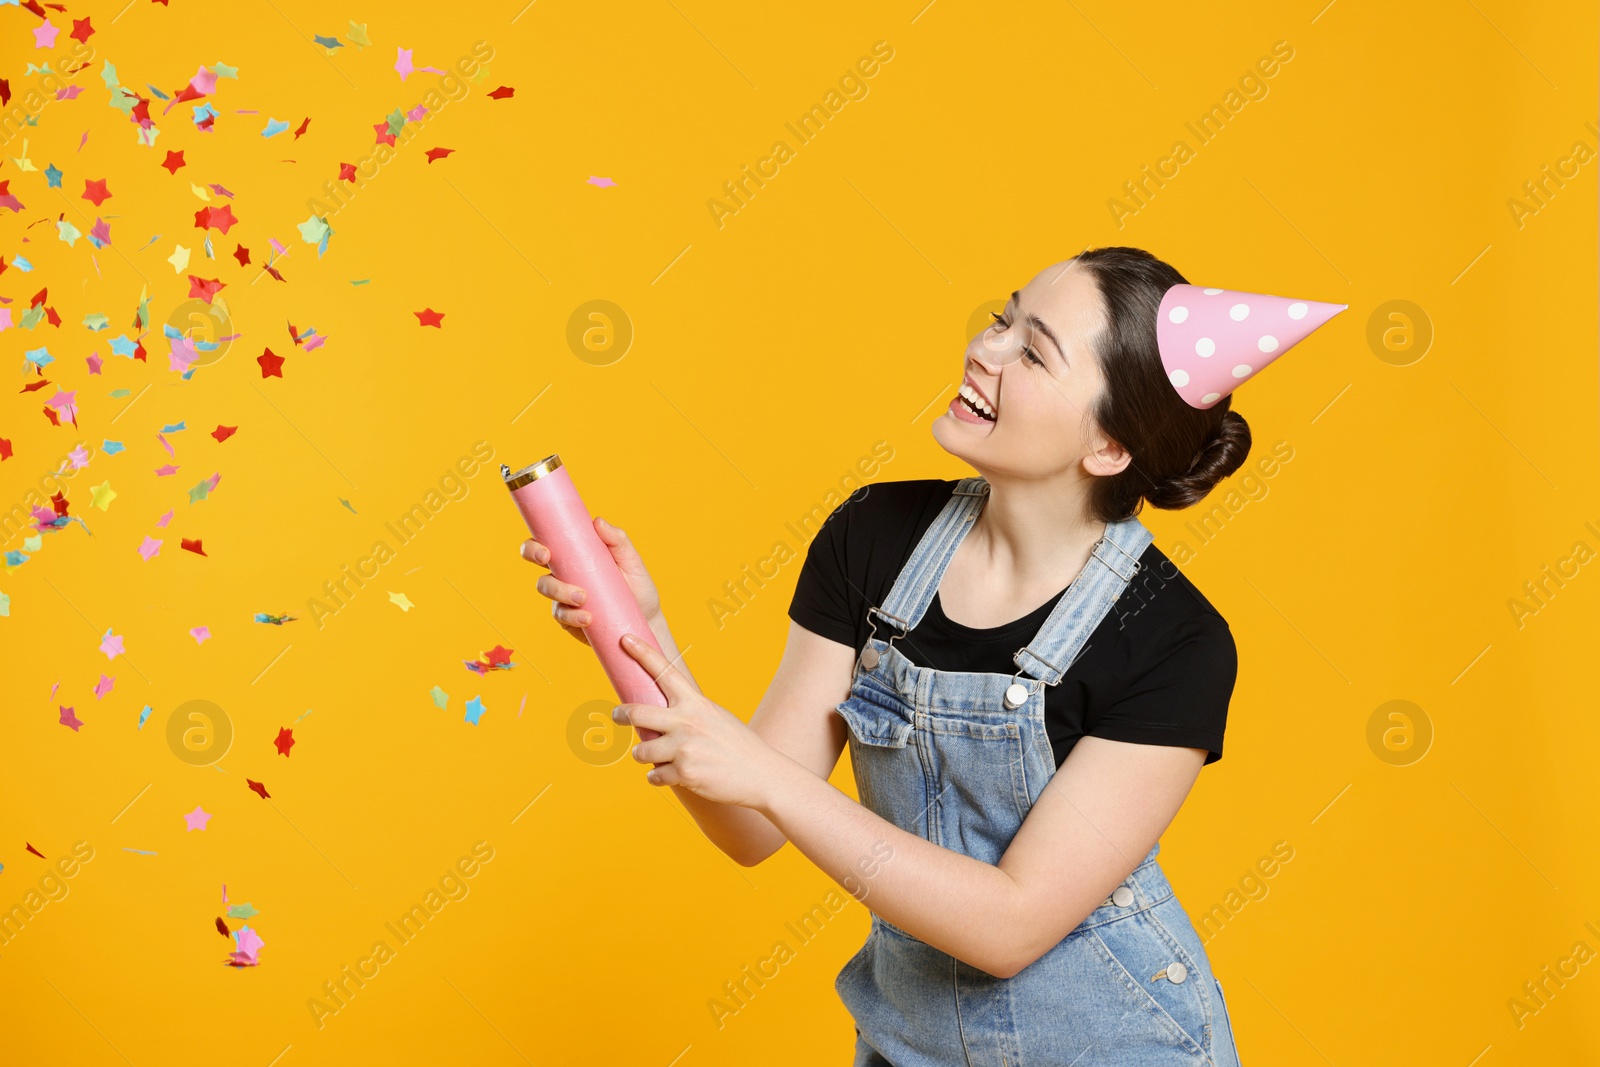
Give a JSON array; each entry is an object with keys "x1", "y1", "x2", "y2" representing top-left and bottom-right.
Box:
[{"x1": 933, "y1": 259, "x2": 1131, "y2": 482}]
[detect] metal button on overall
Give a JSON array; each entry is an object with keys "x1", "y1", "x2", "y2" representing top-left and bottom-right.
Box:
[
  {"x1": 1111, "y1": 885, "x2": 1135, "y2": 908},
  {"x1": 1002, "y1": 682, "x2": 1029, "y2": 709},
  {"x1": 1164, "y1": 962, "x2": 1189, "y2": 984},
  {"x1": 861, "y1": 647, "x2": 880, "y2": 670}
]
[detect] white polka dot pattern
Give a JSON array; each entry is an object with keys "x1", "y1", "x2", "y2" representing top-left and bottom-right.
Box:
[{"x1": 1156, "y1": 284, "x2": 1348, "y2": 409}]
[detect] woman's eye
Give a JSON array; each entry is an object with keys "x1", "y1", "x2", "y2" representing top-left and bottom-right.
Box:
[{"x1": 989, "y1": 312, "x2": 1044, "y2": 365}]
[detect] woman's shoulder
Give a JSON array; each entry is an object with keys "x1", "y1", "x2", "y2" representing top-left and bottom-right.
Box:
[{"x1": 1120, "y1": 541, "x2": 1234, "y2": 642}]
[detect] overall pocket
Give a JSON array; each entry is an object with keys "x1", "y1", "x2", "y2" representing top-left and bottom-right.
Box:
[{"x1": 1088, "y1": 908, "x2": 1211, "y2": 1058}]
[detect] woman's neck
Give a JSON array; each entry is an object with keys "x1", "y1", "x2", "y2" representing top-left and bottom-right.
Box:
[{"x1": 965, "y1": 474, "x2": 1107, "y2": 595}]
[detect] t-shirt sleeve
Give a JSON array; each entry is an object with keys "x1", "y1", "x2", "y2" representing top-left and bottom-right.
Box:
[
  {"x1": 786, "y1": 491, "x2": 867, "y2": 650},
  {"x1": 1086, "y1": 612, "x2": 1237, "y2": 764}
]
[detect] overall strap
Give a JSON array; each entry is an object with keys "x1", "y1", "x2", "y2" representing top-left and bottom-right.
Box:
[
  {"x1": 1012, "y1": 514, "x2": 1154, "y2": 685},
  {"x1": 867, "y1": 477, "x2": 990, "y2": 638}
]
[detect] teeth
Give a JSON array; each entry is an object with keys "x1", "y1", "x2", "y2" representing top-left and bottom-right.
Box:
[{"x1": 959, "y1": 382, "x2": 996, "y2": 419}]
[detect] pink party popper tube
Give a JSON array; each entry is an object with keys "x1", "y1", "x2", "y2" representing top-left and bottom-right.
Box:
[{"x1": 504, "y1": 456, "x2": 665, "y2": 740}]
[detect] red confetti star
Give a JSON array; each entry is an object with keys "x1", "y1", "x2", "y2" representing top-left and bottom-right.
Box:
[
  {"x1": 274, "y1": 727, "x2": 295, "y2": 756},
  {"x1": 293, "y1": 117, "x2": 311, "y2": 138},
  {"x1": 232, "y1": 243, "x2": 250, "y2": 266},
  {"x1": 263, "y1": 262, "x2": 286, "y2": 283},
  {"x1": 161, "y1": 150, "x2": 185, "y2": 174},
  {"x1": 373, "y1": 121, "x2": 396, "y2": 147},
  {"x1": 82, "y1": 178, "x2": 112, "y2": 207},
  {"x1": 70, "y1": 17, "x2": 94, "y2": 43},
  {"x1": 187, "y1": 275, "x2": 226, "y2": 303},
  {"x1": 0, "y1": 80, "x2": 10, "y2": 108},
  {"x1": 42, "y1": 406, "x2": 60, "y2": 427},
  {"x1": 414, "y1": 308, "x2": 444, "y2": 328},
  {"x1": 0, "y1": 438, "x2": 11, "y2": 461},
  {"x1": 425, "y1": 147, "x2": 454, "y2": 164},
  {"x1": 181, "y1": 538, "x2": 207, "y2": 556},
  {"x1": 246, "y1": 779, "x2": 271, "y2": 800},
  {"x1": 338, "y1": 162, "x2": 356, "y2": 181},
  {"x1": 25, "y1": 843, "x2": 45, "y2": 859},
  {"x1": 488, "y1": 86, "x2": 515, "y2": 100},
  {"x1": 215, "y1": 917, "x2": 230, "y2": 937},
  {"x1": 194, "y1": 204, "x2": 238, "y2": 235},
  {"x1": 211, "y1": 424, "x2": 238, "y2": 443},
  {"x1": 258, "y1": 349, "x2": 284, "y2": 378}
]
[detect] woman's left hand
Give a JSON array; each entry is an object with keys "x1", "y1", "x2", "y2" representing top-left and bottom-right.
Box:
[{"x1": 613, "y1": 633, "x2": 780, "y2": 809}]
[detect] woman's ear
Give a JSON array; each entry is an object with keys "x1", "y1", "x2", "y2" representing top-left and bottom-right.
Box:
[{"x1": 1082, "y1": 434, "x2": 1133, "y2": 479}]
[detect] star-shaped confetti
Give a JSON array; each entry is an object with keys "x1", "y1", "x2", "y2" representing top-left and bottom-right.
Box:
[
  {"x1": 181, "y1": 538, "x2": 207, "y2": 556},
  {"x1": 258, "y1": 349, "x2": 284, "y2": 378},
  {"x1": 389, "y1": 591, "x2": 413, "y2": 612},
  {"x1": 489, "y1": 86, "x2": 515, "y2": 100},
  {"x1": 425, "y1": 147, "x2": 454, "y2": 163},
  {"x1": 94, "y1": 674, "x2": 115, "y2": 699},
  {"x1": 274, "y1": 727, "x2": 295, "y2": 756},
  {"x1": 161, "y1": 150, "x2": 185, "y2": 174},
  {"x1": 464, "y1": 696, "x2": 486, "y2": 725},
  {"x1": 99, "y1": 628, "x2": 124, "y2": 659},
  {"x1": 246, "y1": 779, "x2": 270, "y2": 800},
  {"x1": 59, "y1": 705, "x2": 83, "y2": 731},
  {"x1": 82, "y1": 178, "x2": 112, "y2": 206},
  {"x1": 189, "y1": 625, "x2": 211, "y2": 643},
  {"x1": 414, "y1": 308, "x2": 444, "y2": 328},
  {"x1": 34, "y1": 20, "x2": 60, "y2": 49},
  {"x1": 430, "y1": 685, "x2": 448, "y2": 710},
  {"x1": 183, "y1": 805, "x2": 212, "y2": 831},
  {"x1": 90, "y1": 480, "x2": 116, "y2": 510}
]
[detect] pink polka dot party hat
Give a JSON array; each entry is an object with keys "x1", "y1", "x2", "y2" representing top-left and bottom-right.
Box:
[{"x1": 1157, "y1": 284, "x2": 1347, "y2": 409}]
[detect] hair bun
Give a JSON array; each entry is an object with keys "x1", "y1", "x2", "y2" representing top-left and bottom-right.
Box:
[{"x1": 1144, "y1": 409, "x2": 1252, "y2": 510}]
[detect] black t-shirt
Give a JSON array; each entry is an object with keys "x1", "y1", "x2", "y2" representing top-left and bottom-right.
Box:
[{"x1": 787, "y1": 478, "x2": 1236, "y2": 769}]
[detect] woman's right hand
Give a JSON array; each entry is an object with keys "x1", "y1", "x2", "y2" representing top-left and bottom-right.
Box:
[{"x1": 519, "y1": 516, "x2": 664, "y2": 646}]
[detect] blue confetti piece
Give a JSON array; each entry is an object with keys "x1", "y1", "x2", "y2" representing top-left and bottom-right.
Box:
[
  {"x1": 103, "y1": 440, "x2": 124, "y2": 454},
  {"x1": 144, "y1": 83, "x2": 171, "y2": 100},
  {"x1": 192, "y1": 102, "x2": 218, "y2": 127},
  {"x1": 160, "y1": 421, "x2": 186, "y2": 433},
  {"x1": 464, "y1": 695, "x2": 486, "y2": 725},
  {"x1": 24, "y1": 347, "x2": 53, "y2": 367},
  {"x1": 109, "y1": 335, "x2": 138, "y2": 357},
  {"x1": 261, "y1": 117, "x2": 290, "y2": 137},
  {"x1": 5, "y1": 551, "x2": 29, "y2": 566},
  {"x1": 122, "y1": 848, "x2": 158, "y2": 856},
  {"x1": 137, "y1": 705, "x2": 151, "y2": 728},
  {"x1": 45, "y1": 163, "x2": 62, "y2": 187},
  {"x1": 13, "y1": 257, "x2": 32, "y2": 271},
  {"x1": 313, "y1": 34, "x2": 342, "y2": 49}
]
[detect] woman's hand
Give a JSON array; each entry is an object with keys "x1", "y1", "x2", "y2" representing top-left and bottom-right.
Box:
[
  {"x1": 519, "y1": 516, "x2": 664, "y2": 645},
  {"x1": 613, "y1": 633, "x2": 785, "y2": 809}
]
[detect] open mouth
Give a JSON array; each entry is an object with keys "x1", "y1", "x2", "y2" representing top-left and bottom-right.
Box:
[{"x1": 958, "y1": 380, "x2": 997, "y2": 422}]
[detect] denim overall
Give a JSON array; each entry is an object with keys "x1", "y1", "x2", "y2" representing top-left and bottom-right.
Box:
[{"x1": 834, "y1": 477, "x2": 1242, "y2": 1067}]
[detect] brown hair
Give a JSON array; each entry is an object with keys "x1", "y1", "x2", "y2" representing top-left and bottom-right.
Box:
[{"x1": 1073, "y1": 246, "x2": 1251, "y2": 523}]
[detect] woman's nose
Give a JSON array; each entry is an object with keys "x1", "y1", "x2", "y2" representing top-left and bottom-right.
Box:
[{"x1": 968, "y1": 325, "x2": 1028, "y2": 369}]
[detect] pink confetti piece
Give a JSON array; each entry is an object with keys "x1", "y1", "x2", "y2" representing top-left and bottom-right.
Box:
[
  {"x1": 155, "y1": 509, "x2": 174, "y2": 528},
  {"x1": 190, "y1": 625, "x2": 211, "y2": 643},
  {"x1": 138, "y1": 536, "x2": 162, "y2": 560},
  {"x1": 93, "y1": 674, "x2": 115, "y2": 699}
]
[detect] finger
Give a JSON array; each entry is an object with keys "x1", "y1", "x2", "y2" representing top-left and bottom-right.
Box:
[
  {"x1": 618, "y1": 632, "x2": 689, "y2": 702},
  {"x1": 519, "y1": 538, "x2": 551, "y2": 566},
  {"x1": 552, "y1": 603, "x2": 591, "y2": 628},
  {"x1": 630, "y1": 736, "x2": 676, "y2": 764},
  {"x1": 535, "y1": 573, "x2": 588, "y2": 607},
  {"x1": 613, "y1": 701, "x2": 671, "y2": 734},
  {"x1": 593, "y1": 517, "x2": 641, "y2": 560}
]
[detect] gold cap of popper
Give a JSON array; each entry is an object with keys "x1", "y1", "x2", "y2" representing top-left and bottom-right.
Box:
[{"x1": 502, "y1": 454, "x2": 563, "y2": 490}]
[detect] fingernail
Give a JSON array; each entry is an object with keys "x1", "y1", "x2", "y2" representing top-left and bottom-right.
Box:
[
  {"x1": 621, "y1": 633, "x2": 638, "y2": 647},
  {"x1": 573, "y1": 590, "x2": 585, "y2": 605}
]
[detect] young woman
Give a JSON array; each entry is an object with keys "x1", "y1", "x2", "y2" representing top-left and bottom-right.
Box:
[{"x1": 520, "y1": 246, "x2": 1342, "y2": 1065}]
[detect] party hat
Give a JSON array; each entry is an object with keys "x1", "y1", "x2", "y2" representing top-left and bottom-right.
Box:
[{"x1": 1157, "y1": 284, "x2": 1346, "y2": 409}]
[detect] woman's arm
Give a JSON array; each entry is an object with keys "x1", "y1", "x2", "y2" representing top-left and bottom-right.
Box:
[
  {"x1": 656, "y1": 619, "x2": 857, "y2": 867},
  {"x1": 752, "y1": 736, "x2": 1206, "y2": 978},
  {"x1": 613, "y1": 632, "x2": 1209, "y2": 979}
]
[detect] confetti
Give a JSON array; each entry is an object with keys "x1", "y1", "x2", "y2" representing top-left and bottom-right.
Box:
[
  {"x1": 183, "y1": 806, "x2": 212, "y2": 831},
  {"x1": 274, "y1": 728, "x2": 294, "y2": 757}
]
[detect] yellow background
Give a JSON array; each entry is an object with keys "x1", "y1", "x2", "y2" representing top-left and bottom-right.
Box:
[{"x1": 1, "y1": 0, "x2": 1596, "y2": 1063}]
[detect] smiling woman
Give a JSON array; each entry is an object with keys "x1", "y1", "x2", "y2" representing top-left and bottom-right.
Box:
[{"x1": 521, "y1": 245, "x2": 1345, "y2": 1066}]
